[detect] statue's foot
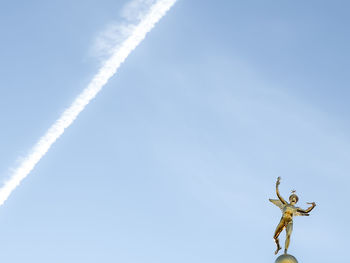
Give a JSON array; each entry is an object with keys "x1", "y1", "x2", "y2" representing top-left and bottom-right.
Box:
[{"x1": 274, "y1": 246, "x2": 281, "y2": 255}]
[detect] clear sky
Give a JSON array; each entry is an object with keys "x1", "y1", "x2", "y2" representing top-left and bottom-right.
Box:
[{"x1": 0, "y1": 0, "x2": 349, "y2": 262}]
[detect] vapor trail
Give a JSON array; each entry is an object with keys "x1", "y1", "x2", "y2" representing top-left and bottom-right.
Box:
[{"x1": 0, "y1": 0, "x2": 177, "y2": 206}]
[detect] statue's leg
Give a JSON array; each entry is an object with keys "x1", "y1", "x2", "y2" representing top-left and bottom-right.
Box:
[
  {"x1": 284, "y1": 222, "x2": 293, "y2": 254},
  {"x1": 273, "y1": 220, "x2": 284, "y2": 255}
]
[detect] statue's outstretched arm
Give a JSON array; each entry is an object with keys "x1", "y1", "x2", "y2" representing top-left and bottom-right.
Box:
[
  {"x1": 299, "y1": 202, "x2": 316, "y2": 213},
  {"x1": 276, "y1": 177, "x2": 287, "y2": 204}
]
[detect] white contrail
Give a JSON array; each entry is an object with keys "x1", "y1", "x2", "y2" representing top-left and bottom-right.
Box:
[{"x1": 0, "y1": 0, "x2": 177, "y2": 206}]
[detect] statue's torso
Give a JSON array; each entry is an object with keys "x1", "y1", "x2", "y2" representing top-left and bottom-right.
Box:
[{"x1": 282, "y1": 204, "x2": 295, "y2": 222}]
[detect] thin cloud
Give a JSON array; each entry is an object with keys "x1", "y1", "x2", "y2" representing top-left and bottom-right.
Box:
[
  {"x1": 91, "y1": 0, "x2": 158, "y2": 60},
  {"x1": 0, "y1": 0, "x2": 177, "y2": 206}
]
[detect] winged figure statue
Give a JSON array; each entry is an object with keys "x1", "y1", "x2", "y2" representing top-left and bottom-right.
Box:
[{"x1": 269, "y1": 177, "x2": 316, "y2": 255}]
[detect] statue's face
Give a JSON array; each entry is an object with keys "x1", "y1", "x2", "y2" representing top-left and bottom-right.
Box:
[{"x1": 289, "y1": 195, "x2": 298, "y2": 205}]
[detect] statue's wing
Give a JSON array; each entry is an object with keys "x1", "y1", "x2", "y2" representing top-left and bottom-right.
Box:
[
  {"x1": 294, "y1": 208, "x2": 310, "y2": 217},
  {"x1": 269, "y1": 199, "x2": 284, "y2": 211}
]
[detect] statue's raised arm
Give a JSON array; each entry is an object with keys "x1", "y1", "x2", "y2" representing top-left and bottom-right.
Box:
[{"x1": 276, "y1": 177, "x2": 287, "y2": 205}]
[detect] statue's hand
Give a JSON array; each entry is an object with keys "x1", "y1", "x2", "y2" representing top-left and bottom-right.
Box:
[
  {"x1": 307, "y1": 202, "x2": 316, "y2": 206},
  {"x1": 276, "y1": 177, "x2": 281, "y2": 186}
]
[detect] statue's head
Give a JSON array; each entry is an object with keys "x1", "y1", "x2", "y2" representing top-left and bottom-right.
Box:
[{"x1": 289, "y1": 191, "x2": 299, "y2": 205}]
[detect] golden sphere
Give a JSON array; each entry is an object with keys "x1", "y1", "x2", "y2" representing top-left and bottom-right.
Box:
[{"x1": 275, "y1": 254, "x2": 298, "y2": 263}]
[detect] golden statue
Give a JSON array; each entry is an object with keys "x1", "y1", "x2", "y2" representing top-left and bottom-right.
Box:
[{"x1": 269, "y1": 177, "x2": 316, "y2": 255}]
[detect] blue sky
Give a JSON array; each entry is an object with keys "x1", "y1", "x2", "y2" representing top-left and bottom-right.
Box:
[{"x1": 0, "y1": 0, "x2": 349, "y2": 262}]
